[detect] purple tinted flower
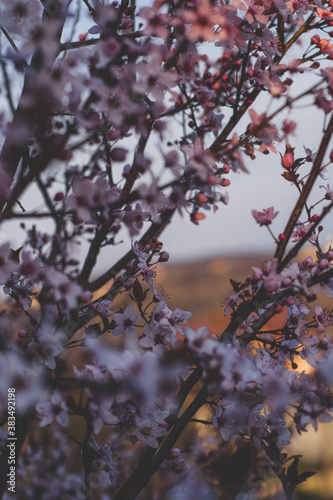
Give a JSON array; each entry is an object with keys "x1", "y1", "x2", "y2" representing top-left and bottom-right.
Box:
[
  {"x1": 113, "y1": 304, "x2": 139, "y2": 336},
  {"x1": 0, "y1": 243, "x2": 17, "y2": 285},
  {"x1": 92, "y1": 299, "x2": 114, "y2": 317},
  {"x1": 252, "y1": 207, "x2": 278, "y2": 226},
  {"x1": 36, "y1": 389, "x2": 69, "y2": 427}
]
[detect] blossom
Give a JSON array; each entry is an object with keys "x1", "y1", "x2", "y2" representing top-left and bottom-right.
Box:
[
  {"x1": 27, "y1": 331, "x2": 65, "y2": 370},
  {"x1": 112, "y1": 304, "x2": 139, "y2": 336},
  {"x1": 314, "y1": 305, "x2": 333, "y2": 334},
  {"x1": 268, "y1": 415, "x2": 291, "y2": 448},
  {"x1": 139, "y1": 4, "x2": 170, "y2": 38},
  {"x1": 224, "y1": 292, "x2": 240, "y2": 315},
  {"x1": 0, "y1": 352, "x2": 42, "y2": 413},
  {"x1": 212, "y1": 401, "x2": 247, "y2": 441},
  {"x1": 139, "y1": 323, "x2": 176, "y2": 352},
  {"x1": 87, "y1": 436, "x2": 119, "y2": 485},
  {"x1": 320, "y1": 184, "x2": 333, "y2": 200},
  {"x1": 1, "y1": 0, "x2": 42, "y2": 35},
  {"x1": 0, "y1": 243, "x2": 17, "y2": 285},
  {"x1": 248, "y1": 109, "x2": 278, "y2": 148},
  {"x1": 134, "y1": 410, "x2": 168, "y2": 448},
  {"x1": 122, "y1": 203, "x2": 150, "y2": 236},
  {"x1": 251, "y1": 207, "x2": 278, "y2": 226},
  {"x1": 182, "y1": 0, "x2": 227, "y2": 42},
  {"x1": 291, "y1": 222, "x2": 315, "y2": 242},
  {"x1": 247, "y1": 405, "x2": 268, "y2": 450},
  {"x1": 92, "y1": 300, "x2": 114, "y2": 317}
]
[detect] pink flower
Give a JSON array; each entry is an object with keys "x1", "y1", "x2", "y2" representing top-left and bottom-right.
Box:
[
  {"x1": 252, "y1": 207, "x2": 279, "y2": 226},
  {"x1": 291, "y1": 222, "x2": 315, "y2": 242},
  {"x1": 182, "y1": 0, "x2": 227, "y2": 42},
  {"x1": 92, "y1": 300, "x2": 114, "y2": 318},
  {"x1": 314, "y1": 305, "x2": 333, "y2": 334}
]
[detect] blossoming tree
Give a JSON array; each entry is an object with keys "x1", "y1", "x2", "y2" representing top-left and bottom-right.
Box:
[{"x1": 0, "y1": 0, "x2": 333, "y2": 499}]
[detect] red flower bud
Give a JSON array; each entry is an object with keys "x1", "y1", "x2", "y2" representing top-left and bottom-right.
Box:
[
  {"x1": 54, "y1": 192, "x2": 64, "y2": 202},
  {"x1": 309, "y1": 214, "x2": 320, "y2": 222},
  {"x1": 221, "y1": 178, "x2": 230, "y2": 187},
  {"x1": 281, "y1": 153, "x2": 294, "y2": 169},
  {"x1": 197, "y1": 194, "x2": 208, "y2": 205},
  {"x1": 159, "y1": 251, "x2": 169, "y2": 263},
  {"x1": 285, "y1": 296, "x2": 294, "y2": 306}
]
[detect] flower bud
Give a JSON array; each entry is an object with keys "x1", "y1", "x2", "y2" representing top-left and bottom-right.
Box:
[
  {"x1": 221, "y1": 178, "x2": 230, "y2": 187},
  {"x1": 159, "y1": 251, "x2": 169, "y2": 263},
  {"x1": 309, "y1": 214, "x2": 320, "y2": 222},
  {"x1": 282, "y1": 278, "x2": 291, "y2": 287},
  {"x1": 281, "y1": 153, "x2": 294, "y2": 169},
  {"x1": 285, "y1": 296, "x2": 294, "y2": 306},
  {"x1": 169, "y1": 448, "x2": 181, "y2": 459},
  {"x1": 327, "y1": 250, "x2": 333, "y2": 260},
  {"x1": 18, "y1": 329, "x2": 27, "y2": 339},
  {"x1": 54, "y1": 192, "x2": 64, "y2": 202},
  {"x1": 311, "y1": 34, "x2": 320, "y2": 45},
  {"x1": 319, "y1": 259, "x2": 329, "y2": 270}
]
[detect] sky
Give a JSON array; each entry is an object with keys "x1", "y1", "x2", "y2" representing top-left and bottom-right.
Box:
[{"x1": 1, "y1": 0, "x2": 332, "y2": 270}]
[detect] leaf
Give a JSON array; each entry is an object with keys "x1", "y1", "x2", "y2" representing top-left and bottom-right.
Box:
[
  {"x1": 88, "y1": 25, "x2": 101, "y2": 35},
  {"x1": 296, "y1": 471, "x2": 316, "y2": 485},
  {"x1": 101, "y1": 316, "x2": 109, "y2": 332},
  {"x1": 133, "y1": 278, "x2": 145, "y2": 303},
  {"x1": 286, "y1": 455, "x2": 300, "y2": 483},
  {"x1": 230, "y1": 279, "x2": 241, "y2": 292},
  {"x1": 85, "y1": 324, "x2": 102, "y2": 339},
  {"x1": 9, "y1": 246, "x2": 23, "y2": 263},
  {"x1": 282, "y1": 171, "x2": 296, "y2": 183}
]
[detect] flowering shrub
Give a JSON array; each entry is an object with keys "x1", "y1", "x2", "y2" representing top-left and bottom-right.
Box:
[{"x1": 0, "y1": 1, "x2": 333, "y2": 499}]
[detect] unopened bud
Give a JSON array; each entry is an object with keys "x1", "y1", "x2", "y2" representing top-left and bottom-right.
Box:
[
  {"x1": 281, "y1": 153, "x2": 294, "y2": 169},
  {"x1": 159, "y1": 251, "x2": 169, "y2": 263}
]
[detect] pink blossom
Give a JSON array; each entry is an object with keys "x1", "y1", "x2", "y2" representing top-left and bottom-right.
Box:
[
  {"x1": 291, "y1": 222, "x2": 315, "y2": 242},
  {"x1": 92, "y1": 300, "x2": 114, "y2": 317}
]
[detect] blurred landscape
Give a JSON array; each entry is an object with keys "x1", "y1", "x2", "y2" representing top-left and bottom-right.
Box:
[
  {"x1": 72, "y1": 249, "x2": 333, "y2": 499},
  {"x1": 154, "y1": 251, "x2": 333, "y2": 500}
]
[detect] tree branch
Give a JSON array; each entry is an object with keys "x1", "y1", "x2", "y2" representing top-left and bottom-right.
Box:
[{"x1": 275, "y1": 113, "x2": 333, "y2": 263}]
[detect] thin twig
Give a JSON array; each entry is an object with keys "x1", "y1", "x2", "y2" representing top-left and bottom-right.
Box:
[
  {"x1": 0, "y1": 60, "x2": 15, "y2": 114},
  {"x1": 279, "y1": 201, "x2": 333, "y2": 270},
  {"x1": 275, "y1": 112, "x2": 333, "y2": 263},
  {"x1": 0, "y1": 26, "x2": 21, "y2": 55}
]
